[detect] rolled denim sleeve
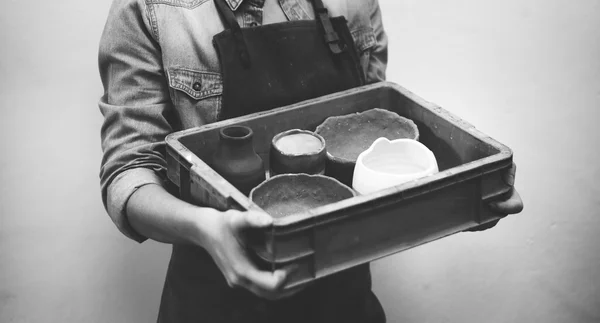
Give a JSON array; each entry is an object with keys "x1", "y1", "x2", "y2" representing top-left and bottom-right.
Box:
[
  {"x1": 98, "y1": 0, "x2": 174, "y2": 242},
  {"x1": 366, "y1": 0, "x2": 388, "y2": 83}
]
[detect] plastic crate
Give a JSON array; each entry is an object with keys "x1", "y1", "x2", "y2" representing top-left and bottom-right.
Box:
[{"x1": 165, "y1": 82, "x2": 513, "y2": 288}]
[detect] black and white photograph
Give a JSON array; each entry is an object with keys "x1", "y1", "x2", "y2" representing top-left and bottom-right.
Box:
[{"x1": 1, "y1": 0, "x2": 598, "y2": 322}]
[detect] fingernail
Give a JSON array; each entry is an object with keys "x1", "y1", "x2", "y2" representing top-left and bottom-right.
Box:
[
  {"x1": 261, "y1": 215, "x2": 273, "y2": 225},
  {"x1": 506, "y1": 175, "x2": 515, "y2": 186}
]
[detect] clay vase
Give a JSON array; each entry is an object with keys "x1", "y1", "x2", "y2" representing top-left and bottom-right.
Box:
[{"x1": 210, "y1": 125, "x2": 266, "y2": 196}]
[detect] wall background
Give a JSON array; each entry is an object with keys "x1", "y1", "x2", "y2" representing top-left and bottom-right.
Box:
[{"x1": 1, "y1": 0, "x2": 599, "y2": 322}]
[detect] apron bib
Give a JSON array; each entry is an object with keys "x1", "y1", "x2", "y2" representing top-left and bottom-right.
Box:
[
  {"x1": 158, "y1": 1, "x2": 385, "y2": 322},
  {"x1": 213, "y1": 0, "x2": 365, "y2": 119}
]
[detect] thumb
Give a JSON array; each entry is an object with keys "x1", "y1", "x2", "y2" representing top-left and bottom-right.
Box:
[
  {"x1": 489, "y1": 189, "x2": 524, "y2": 215},
  {"x1": 232, "y1": 210, "x2": 273, "y2": 230}
]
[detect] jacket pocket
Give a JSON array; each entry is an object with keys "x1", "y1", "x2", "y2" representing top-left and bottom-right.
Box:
[
  {"x1": 167, "y1": 67, "x2": 223, "y2": 126},
  {"x1": 167, "y1": 67, "x2": 222, "y2": 100}
]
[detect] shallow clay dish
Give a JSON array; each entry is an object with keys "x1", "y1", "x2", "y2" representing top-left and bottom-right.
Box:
[
  {"x1": 315, "y1": 108, "x2": 419, "y2": 185},
  {"x1": 249, "y1": 174, "x2": 355, "y2": 218}
]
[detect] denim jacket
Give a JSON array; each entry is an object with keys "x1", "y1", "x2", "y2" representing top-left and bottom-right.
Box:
[{"x1": 98, "y1": 0, "x2": 388, "y2": 242}]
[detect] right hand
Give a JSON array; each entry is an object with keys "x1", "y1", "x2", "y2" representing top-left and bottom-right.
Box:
[{"x1": 201, "y1": 209, "x2": 303, "y2": 300}]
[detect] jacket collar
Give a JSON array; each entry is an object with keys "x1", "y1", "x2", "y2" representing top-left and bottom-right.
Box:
[
  {"x1": 223, "y1": 0, "x2": 269, "y2": 11},
  {"x1": 224, "y1": 0, "x2": 245, "y2": 11}
]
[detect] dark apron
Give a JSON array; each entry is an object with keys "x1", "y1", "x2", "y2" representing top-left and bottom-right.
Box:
[
  {"x1": 213, "y1": 0, "x2": 365, "y2": 119},
  {"x1": 158, "y1": 0, "x2": 386, "y2": 322}
]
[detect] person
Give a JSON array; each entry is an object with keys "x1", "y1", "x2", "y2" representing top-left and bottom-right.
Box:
[{"x1": 97, "y1": 0, "x2": 523, "y2": 322}]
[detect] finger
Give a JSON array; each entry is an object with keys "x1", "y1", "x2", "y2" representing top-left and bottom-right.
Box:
[
  {"x1": 246, "y1": 211, "x2": 273, "y2": 228},
  {"x1": 274, "y1": 272, "x2": 310, "y2": 299},
  {"x1": 464, "y1": 219, "x2": 500, "y2": 232},
  {"x1": 246, "y1": 281, "x2": 307, "y2": 301},
  {"x1": 270, "y1": 284, "x2": 306, "y2": 300},
  {"x1": 239, "y1": 268, "x2": 287, "y2": 299},
  {"x1": 247, "y1": 278, "x2": 306, "y2": 301},
  {"x1": 503, "y1": 162, "x2": 517, "y2": 187},
  {"x1": 246, "y1": 268, "x2": 288, "y2": 291},
  {"x1": 240, "y1": 263, "x2": 301, "y2": 299},
  {"x1": 489, "y1": 189, "x2": 523, "y2": 214}
]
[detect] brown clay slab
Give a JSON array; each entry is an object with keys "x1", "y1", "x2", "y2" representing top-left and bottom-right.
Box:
[{"x1": 315, "y1": 108, "x2": 419, "y2": 163}]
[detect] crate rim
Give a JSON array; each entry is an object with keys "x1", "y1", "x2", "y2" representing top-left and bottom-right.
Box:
[{"x1": 165, "y1": 81, "x2": 513, "y2": 227}]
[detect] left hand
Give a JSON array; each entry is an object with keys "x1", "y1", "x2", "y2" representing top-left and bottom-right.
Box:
[
  {"x1": 466, "y1": 162, "x2": 524, "y2": 231},
  {"x1": 488, "y1": 162, "x2": 524, "y2": 214}
]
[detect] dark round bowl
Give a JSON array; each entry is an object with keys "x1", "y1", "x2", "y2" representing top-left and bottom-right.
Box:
[
  {"x1": 315, "y1": 108, "x2": 419, "y2": 186},
  {"x1": 249, "y1": 173, "x2": 355, "y2": 218},
  {"x1": 269, "y1": 129, "x2": 327, "y2": 176}
]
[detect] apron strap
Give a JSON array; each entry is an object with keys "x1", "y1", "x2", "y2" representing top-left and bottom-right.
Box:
[
  {"x1": 214, "y1": 0, "x2": 251, "y2": 67},
  {"x1": 312, "y1": 0, "x2": 347, "y2": 54},
  {"x1": 214, "y1": 0, "x2": 346, "y2": 57}
]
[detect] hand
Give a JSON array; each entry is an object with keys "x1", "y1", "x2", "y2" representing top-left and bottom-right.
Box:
[
  {"x1": 488, "y1": 162, "x2": 524, "y2": 215},
  {"x1": 466, "y1": 162, "x2": 524, "y2": 232},
  {"x1": 201, "y1": 209, "x2": 303, "y2": 300}
]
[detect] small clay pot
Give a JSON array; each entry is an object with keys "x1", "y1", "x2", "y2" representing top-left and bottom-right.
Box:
[{"x1": 269, "y1": 129, "x2": 326, "y2": 176}]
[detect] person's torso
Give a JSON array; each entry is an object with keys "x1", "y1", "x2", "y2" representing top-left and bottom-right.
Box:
[
  {"x1": 147, "y1": 0, "x2": 377, "y2": 129},
  {"x1": 151, "y1": 1, "x2": 385, "y2": 321}
]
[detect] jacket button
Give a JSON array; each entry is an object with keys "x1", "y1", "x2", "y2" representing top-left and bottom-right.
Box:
[{"x1": 192, "y1": 82, "x2": 201, "y2": 91}]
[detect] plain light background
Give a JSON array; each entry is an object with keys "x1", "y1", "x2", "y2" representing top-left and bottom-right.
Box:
[{"x1": 1, "y1": 0, "x2": 599, "y2": 322}]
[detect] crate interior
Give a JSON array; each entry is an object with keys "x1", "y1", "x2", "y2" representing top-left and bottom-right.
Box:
[{"x1": 176, "y1": 85, "x2": 500, "y2": 175}]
